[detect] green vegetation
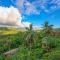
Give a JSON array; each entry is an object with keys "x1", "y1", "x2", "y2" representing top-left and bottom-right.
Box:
[{"x1": 0, "y1": 22, "x2": 60, "y2": 60}]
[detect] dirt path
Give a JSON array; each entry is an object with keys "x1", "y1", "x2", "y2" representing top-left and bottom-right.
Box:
[{"x1": 3, "y1": 48, "x2": 19, "y2": 56}]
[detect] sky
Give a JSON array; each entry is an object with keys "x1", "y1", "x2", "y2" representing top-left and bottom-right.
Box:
[{"x1": 0, "y1": 0, "x2": 60, "y2": 28}]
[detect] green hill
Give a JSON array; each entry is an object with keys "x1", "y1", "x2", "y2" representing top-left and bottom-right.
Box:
[{"x1": 0, "y1": 28, "x2": 60, "y2": 60}]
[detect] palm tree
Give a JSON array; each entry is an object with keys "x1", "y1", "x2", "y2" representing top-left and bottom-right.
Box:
[
  {"x1": 42, "y1": 21, "x2": 53, "y2": 36},
  {"x1": 41, "y1": 21, "x2": 54, "y2": 51},
  {"x1": 25, "y1": 24, "x2": 34, "y2": 46}
]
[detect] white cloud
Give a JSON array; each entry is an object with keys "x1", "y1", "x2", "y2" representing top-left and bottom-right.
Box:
[
  {"x1": 11, "y1": 0, "x2": 60, "y2": 15},
  {"x1": 0, "y1": 6, "x2": 21, "y2": 26},
  {"x1": 0, "y1": 6, "x2": 30, "y2": 28},
  {"x1": 11, "y1": 0, "x2": 39, "y2": 15},
  {"x1": 16, "y1": 21, "x2": 31, "y2": 28},
  {"x1": 33, "y1": 25, "x2": 41, "y2": 30},
  {"x1": 32, "y1": 0, "x2": 60, "y2": 13},
  {"x1": 16, "y1": 0, "x2": 24, "y2": 7},
  {"x1": 25, "y1": 1, "x2": 39, "y2": 15}
]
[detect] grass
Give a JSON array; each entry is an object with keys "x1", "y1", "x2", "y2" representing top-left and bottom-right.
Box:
[{"x1": 0, "y1": 28, "x2": 60, "y2": 60}]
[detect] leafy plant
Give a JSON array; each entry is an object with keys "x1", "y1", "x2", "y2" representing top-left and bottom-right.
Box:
[{"x1": 42, "y1": 21, "x2": 53, "y2": 36}]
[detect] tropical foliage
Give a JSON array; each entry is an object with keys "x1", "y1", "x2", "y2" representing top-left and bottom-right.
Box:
[{"x1": 0, "y1": 21, "x2": 60, "y2": 60}]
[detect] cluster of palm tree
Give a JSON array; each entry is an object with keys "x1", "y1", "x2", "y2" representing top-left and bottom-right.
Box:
[{"x1": 25, "y1": 21, "x2": 56, "y2": 51}]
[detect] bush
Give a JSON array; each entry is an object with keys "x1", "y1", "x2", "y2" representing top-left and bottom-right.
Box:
[
  {"x1": 41, "y1": 36, "x2": 58, "y2": 51},
  {"x1": 41, "y1": 48, "x2": 60, "y2": 60}
]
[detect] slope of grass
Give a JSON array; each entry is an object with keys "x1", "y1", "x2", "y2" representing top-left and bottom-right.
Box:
[{"x1": 0, "y1": 28, "x2": 60, "y2": 60}]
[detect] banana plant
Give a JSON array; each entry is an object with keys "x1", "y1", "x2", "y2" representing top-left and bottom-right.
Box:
[{"x1": 25, "y1": 24, "x2": 34, "y2": 46}]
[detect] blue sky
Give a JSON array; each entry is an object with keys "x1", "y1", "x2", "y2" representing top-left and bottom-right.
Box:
[{"x1": 0, "y1": 0, "x2": 60, "y2": 27}]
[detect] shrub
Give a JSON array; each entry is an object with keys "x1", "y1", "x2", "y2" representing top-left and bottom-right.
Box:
[
  {"x1": 41, "y1": 36, "x2": 58, "y2": 51},
  {"x1": 41, "y1": 48, "x2": 60, "y2": 60}
]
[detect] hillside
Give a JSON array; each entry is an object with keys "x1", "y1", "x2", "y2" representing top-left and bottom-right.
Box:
[{"x1": 0, "y1": 28, "x2": 60, "y2": 60}]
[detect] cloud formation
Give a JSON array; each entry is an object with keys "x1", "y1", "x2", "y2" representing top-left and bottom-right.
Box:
[
  {"x1": 25, "y1": 1, "x2": 39, "y2": 15},
  {"x1": 11, "y1": 0, "x2": 60, "y2": 15},
  {"x1": 11, "y1": 0, "x2": 39, "y2": 15},
  {"x1": 0, "y1": 6, "x2": 21, "y2": 26},
  {"x1": 0, "y1": 6, "x2": 30, "y2": 27},
  {"x1": 32, "y1": 0, "x2": 60, "y2": 13}
]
